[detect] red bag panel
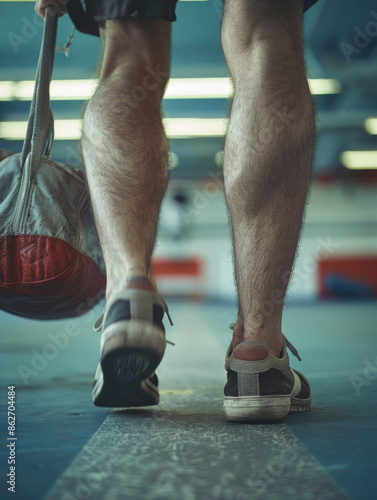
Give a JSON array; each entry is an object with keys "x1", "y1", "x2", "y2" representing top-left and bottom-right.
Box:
[{"x1": 0, "y1": 235, "x2": 106, "y2": 320}]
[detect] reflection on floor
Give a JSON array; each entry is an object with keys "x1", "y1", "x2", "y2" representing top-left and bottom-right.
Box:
[{"x1": 0, "y1": 300, "x2": 376, "y2": 500}]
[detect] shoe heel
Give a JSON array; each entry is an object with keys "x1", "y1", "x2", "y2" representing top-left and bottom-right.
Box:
[
  {"x1": 224, "y1": 395, "x2": 291, "y2": 422},
  {"x1": 100, "y1": 319, "x2": 166, "y2": 367}
]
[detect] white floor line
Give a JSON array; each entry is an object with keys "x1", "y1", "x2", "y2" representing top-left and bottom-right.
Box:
[
  {"x1": 42, "y1": 413, "x2": 350, "y2": 500},
  {"x1": 43, "y1": 307, "x2": 350, "y2": 500}
]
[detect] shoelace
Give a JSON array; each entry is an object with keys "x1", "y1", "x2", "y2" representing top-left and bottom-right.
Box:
[
  {"x1": 228, "y1": 322, "x2": 301, "y2": 361},
  {"x1": 94, "y1": 297, "x2": 175, "y2": 346}
]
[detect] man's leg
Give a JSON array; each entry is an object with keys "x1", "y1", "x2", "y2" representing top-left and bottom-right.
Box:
[
  {"x1": 81, "y1": 18, "x2": 172, "y2": 407},
  {"x1": 222, "y1": 0, "x2": 315, "y2": 358},
  {"x1": 82, "y1": 17, "x2": 171, "y2": 299}
]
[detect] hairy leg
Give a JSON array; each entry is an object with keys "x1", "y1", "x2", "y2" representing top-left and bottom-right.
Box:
[
  {"x1": 222, "y1": 0, "x2": 315, "y2": 357},
  {"x1": 82, "y1": 17, "x2": 171, "y2": 299}
]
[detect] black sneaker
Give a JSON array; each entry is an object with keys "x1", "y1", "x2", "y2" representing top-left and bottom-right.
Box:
[
  {"x1": 92, "y1": 277, "x2": 172, "y2": 408},
  {"x1": 224, "y1": 328, "x2": 311, "y2": 422}
]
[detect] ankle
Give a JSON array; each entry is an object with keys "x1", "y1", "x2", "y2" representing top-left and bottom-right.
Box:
[
  {"x1": 106, "y1": 272, "x2": 157, "y2": 300},
  {"x1": 232, "y1": 321, "x2": 284, "y2": 359},
  {"x1": 232, "y1": 335, "x2": 284, "y2": 360},
  {"x1": 233, "y1": 341, "x2": 270, "y2": 361}
]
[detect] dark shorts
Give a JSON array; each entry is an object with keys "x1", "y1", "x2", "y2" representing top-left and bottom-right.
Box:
[
  {"x1": 66, "y1": 0, "x2": 180, "y2": 36},
  {"x1": 67, "y1": 0, "x2": 318, "y2": 37}
]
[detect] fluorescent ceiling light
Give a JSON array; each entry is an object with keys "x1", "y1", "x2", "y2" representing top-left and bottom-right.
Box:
[
  {"x1": 0, "y1": 118, "x2": 228, "y2": 140},
  {"x1": 164, "y1": 118, "x2": 227, "y2": 137},
  {"x1": 365, "y1": 118, "x2": 377, "y2": 135},
  {"x1": 0, "y1": 120, "x2": 81, "y2": 140},
  {"x1": 341, "y1": 151, "x2": 377, "y2": 170},
  {"x1": 0, "y1": 78, "x2": 231, "y2": 101},
  {"x1": 0, "y1": 78, "x2": 339, "y2": 101},
  {"x1": 0, "y1": 80, "x2": 96, "y2": 101},
  {"x1": 308, "y1": 79, "x2": 341, "y2": 95},
  {"x1": 167, "y1": 78, "x2": 232, "y2": 99},
  {"x1": 0, "y1": 82, "x2": 14, "y2": 101}
]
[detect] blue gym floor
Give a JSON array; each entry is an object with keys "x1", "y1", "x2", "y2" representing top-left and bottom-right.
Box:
[{"x1": 1, "y1": 300, "x2": 376, "y2": 500}]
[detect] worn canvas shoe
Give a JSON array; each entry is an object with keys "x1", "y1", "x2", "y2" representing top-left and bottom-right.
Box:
[
  {"x1": 224, "y1": 329, "x2": 311, "y2": 422},
  {"x1": 92, "y1": 277, "x2": 172, "y2": 408}
]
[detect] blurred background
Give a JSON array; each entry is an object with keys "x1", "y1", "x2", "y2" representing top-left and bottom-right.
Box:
[
  {"x1": 1, "y1": 2, "x2": 377, "y2": 500},
  {"x1": 1, "y1": 0, "x2": 377, "y2": 304}
]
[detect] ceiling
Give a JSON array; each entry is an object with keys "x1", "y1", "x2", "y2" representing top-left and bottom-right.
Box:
[{"x1": 0, "y1": 0, "x2": 377, "y2": 179}]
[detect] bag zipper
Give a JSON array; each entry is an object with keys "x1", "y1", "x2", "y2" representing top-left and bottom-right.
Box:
[
  {"x1": 11, "y1": 154, "x2": 33, "y2": 234},
  {"x1": 73, "y1": 175, "x2": 88, "y2": 250}
]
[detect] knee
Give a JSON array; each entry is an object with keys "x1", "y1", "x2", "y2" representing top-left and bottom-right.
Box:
[
  {"x1": 99, "y1": 18, "x2": 171, "y2": 99},
  {"x1": 221, "y1": 0, "x2": 304, "y2": 78},
  {"x1": 105, "y1": 60, "x2": 170, "y2": 105}
]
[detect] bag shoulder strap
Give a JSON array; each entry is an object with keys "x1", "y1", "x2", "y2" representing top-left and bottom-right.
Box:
[{"x1": 21, "y1": 7, "x2": 58, "y2": 174}]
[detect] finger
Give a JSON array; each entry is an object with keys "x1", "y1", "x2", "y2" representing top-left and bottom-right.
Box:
[
  {"x1": 35, "y1": 1, "x2": 46, "y2": 18},
  {"x1": 35, "y1": 0, "x2": 60, "y2": 19}
]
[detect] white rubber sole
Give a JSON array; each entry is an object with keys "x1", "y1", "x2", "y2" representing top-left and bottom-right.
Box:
[
  {"x1": 224, "y1": 395, "x2": 293, "y2": 422},
  {"x1": 100, "y1": 320, "x2": 166, "y2": 361},
  {"x1": 289, "y1": 395, "x2": 312, "y2": 413}
]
